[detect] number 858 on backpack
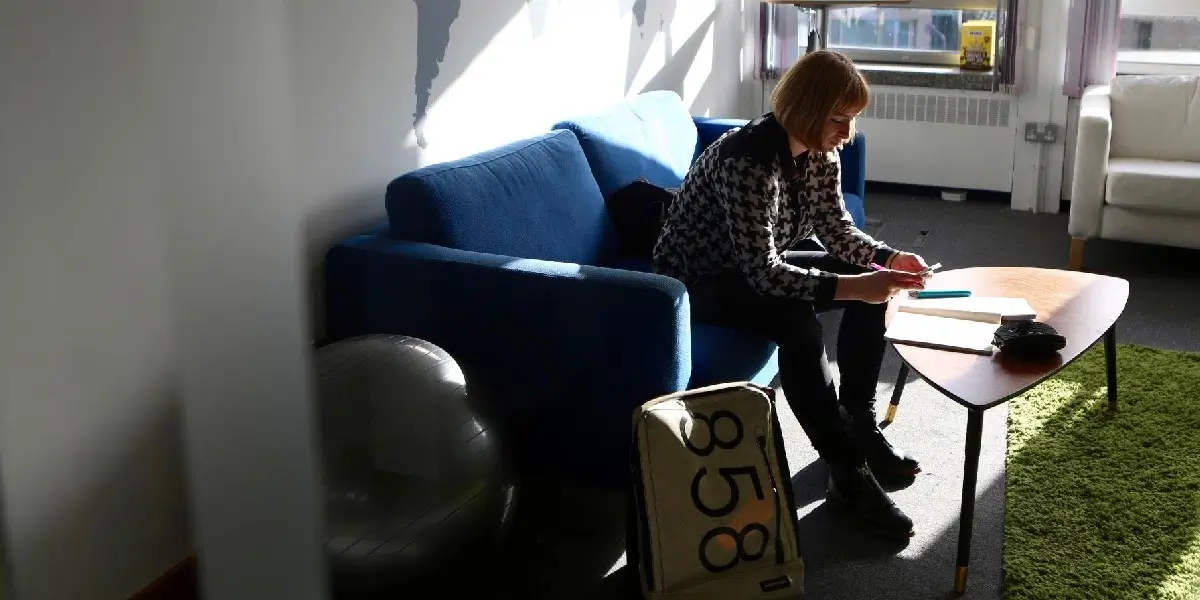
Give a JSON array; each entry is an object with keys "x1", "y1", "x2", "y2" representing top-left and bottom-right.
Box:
[{"x1": 628, "y1": 383, "x2": 806, "y2": 599}]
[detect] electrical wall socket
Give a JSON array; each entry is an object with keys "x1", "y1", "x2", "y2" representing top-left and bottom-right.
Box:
[{"x1": 1024, "y1": 122, "x2": 1059, "y2": 144}]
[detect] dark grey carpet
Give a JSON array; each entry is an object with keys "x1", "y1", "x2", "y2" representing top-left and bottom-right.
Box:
[{"x1": 436, "y1": 193, "x2": 1200, "y2": 600}]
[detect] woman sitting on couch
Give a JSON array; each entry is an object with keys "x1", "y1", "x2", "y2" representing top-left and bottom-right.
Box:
[{"x1": 652, "y1": 50, "x2": 932, "y2": 539}]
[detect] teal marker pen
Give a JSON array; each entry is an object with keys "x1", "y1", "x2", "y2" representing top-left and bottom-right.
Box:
[{"x1": 909, "y1": 290, "x2": 972, "y2": 299}]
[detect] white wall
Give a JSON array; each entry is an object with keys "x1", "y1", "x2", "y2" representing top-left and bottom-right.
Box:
[
  {"x1": 0, "y1": 1, "x2": 749, "y2": 598},
  {"x1": 142, "y1": 1, "x2": 330, "y2": 599},
  {"x1": 0, "y1": 3, "x2": 191, "y2": 599}
]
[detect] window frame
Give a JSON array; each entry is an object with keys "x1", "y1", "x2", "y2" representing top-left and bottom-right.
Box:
[
  {"x1": 822, "y1": 0, "x2": 1002, "y2": 68},
  {"x1": 1117, "y1": 0, "x2": 1200, "y2": 74}
]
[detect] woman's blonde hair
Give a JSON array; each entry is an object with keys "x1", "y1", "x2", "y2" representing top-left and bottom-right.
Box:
[{"x1": 770, "y1": 50, "x2": 870, "y2": 150}]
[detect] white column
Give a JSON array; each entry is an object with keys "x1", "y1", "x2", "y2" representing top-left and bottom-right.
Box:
[
  {"x1": 140, "y1": 1, "x2": 328, "y2": 598},
  {"x1": 1011, "y1": 0, "x2": 1073, "y2": 213}
]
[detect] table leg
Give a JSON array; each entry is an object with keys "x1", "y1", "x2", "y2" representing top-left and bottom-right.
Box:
[
  {"x1": 1105, "y1": 325, "x2": 1118, "y2": 411},
  {"x1": 954, "y1": 409, "x2": 985, "y2": 595},
  {"x1": 883, "y1": 362, "x2": 910, "y2": 424}
]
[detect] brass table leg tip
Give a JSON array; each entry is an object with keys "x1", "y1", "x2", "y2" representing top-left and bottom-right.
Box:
[
  {"x1": 954, "y1": 566, "x2": 968, "y2": 594},
  {"x1": 884, "y1": 404, "x2": 898, "y2": 423}
]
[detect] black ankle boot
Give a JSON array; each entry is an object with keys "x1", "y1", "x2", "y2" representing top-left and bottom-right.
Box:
[
  {"x1": 826, "y1": 461, "x2": 914, "y2": 539},
  {"x1": 848, "y1": 407, "x2": 921, "y2": 477}
]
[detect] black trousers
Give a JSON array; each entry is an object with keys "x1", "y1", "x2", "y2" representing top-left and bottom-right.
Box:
[{"x1": 688, "y1": 250, "x2": 886, "y2": 465}]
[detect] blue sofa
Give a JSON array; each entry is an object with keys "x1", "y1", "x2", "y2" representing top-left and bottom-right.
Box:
[{"x1": 323, "y1": 91, "x2": 868, "y2": 486}]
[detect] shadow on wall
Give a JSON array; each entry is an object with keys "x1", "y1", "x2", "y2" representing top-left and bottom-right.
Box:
[{"x1": 411, "y1": 0, "x2": 462, "y2": 150}]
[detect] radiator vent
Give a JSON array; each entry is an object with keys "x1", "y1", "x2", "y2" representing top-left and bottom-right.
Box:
[{"x1": 861, "y1": 92, "x2": 1011, "y2": 128}]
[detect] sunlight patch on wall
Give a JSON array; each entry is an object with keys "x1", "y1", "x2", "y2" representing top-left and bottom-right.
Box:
[
  {"x1": 414, "y1": 1, "x2": 630, "y2": 164},
  {"x1": 668, "y1": 0, "x2": 716, "y2": 48}
]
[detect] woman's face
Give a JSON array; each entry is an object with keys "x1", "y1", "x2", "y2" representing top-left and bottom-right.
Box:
[{"x1": 821, "y1": 110, "x2": 858, "y2": 151}]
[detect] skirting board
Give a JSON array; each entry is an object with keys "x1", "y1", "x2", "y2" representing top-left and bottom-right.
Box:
[{"x1": 129, "y1": 556, "x2": 197, "y2": 600}]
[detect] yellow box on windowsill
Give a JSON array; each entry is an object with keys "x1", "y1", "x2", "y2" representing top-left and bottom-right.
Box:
[{"x1": 960, "y1": 20, "x2": 996, "y2": 71}]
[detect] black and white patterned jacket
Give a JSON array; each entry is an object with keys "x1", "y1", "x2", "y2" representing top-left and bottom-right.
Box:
[{"x1": 652, "y1": 113, "x2": 896, "y2": 305}]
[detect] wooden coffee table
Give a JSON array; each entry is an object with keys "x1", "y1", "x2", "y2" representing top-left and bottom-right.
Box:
[{"x1": 883, "y1": 267, "x2": 1129, "y2": 595}]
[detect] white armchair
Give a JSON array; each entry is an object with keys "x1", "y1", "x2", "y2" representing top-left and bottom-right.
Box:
[{"x1": 1068, "y1": 75, "x2": 1200, "y2": 270}]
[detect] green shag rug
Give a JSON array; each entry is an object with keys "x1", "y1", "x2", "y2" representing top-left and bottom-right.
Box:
[{"x1": 1005, "y1": 344, "x2": 1200, "y2": 600}]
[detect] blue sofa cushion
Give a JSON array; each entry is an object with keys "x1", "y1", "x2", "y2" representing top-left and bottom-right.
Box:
[
  {"x1": 552, "y1": 90, "x2": 699, "y2": 198},
  {"x1": 693, "y1": 116, "x2": 750, "y2": 158},
  {"x1": 689, "y1": 325, "x2": 779, "y2": 389},
  {"x1": 385, "y1": 130, "x2": 618, "y2": 265}
]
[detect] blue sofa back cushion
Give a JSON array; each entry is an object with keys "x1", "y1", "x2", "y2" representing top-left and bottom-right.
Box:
[
  {"x1": 552, "y1": 90, "x2": 699, "y2": 199},
  {"x1": 385, "y1": 130, "x2": 618, "y2": 265}
]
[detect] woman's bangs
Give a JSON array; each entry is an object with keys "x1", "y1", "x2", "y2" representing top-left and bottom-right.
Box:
[{"x1": 836, "y1": 78, "x2": 870, "y2": 115}]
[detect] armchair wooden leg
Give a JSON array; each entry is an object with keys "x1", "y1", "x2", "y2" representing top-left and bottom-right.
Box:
[{"x1": 1068, "y1": 238, "x2": 1086, "y2": 271}]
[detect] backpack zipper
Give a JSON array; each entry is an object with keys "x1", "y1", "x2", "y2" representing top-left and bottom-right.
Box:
[{"x1": 756, "y1": 432, "x2": 786, "y2": 565}]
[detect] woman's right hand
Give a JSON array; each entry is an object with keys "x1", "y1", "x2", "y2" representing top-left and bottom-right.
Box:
[{"x1": 835, "y1": 269, "x2": 926, "y2": 304}]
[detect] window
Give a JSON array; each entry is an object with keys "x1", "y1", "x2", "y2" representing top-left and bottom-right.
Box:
[
  {"x1": 1119, "y1": 0, "x2": 1200, "y2": 72},
  {"x1": 824, "y1": 2, "x2": 1000, "y2": 67}
]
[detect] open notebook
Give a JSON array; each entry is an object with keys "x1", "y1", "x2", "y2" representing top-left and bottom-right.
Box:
[
  {"x1": 885, "y1": 297, "x2": 1037, "y2": 355},
  {"x1": 897, "y1": 296, "x2": 1037, "y2": 322}
]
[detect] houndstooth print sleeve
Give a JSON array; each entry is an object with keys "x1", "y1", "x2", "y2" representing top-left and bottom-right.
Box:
[
  {"x1": 718, "y1": 157, "x2": 841, "y2": 304},
  {"x1": 805, "y1": 151, "x2": 897, "y2": 268}
]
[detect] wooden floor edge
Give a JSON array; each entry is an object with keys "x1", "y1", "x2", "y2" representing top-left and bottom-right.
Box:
[{"x1": 130, "y1": 555, "x2": 198, "y2": 600}]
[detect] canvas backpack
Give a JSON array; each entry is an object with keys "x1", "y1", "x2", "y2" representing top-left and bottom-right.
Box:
[{"x1": 626, "y1": 382, "x2": 805, "y2": 599}]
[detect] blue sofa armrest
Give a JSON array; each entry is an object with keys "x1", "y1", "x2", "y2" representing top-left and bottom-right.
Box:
[
  {"x1": 324, "y1": 231, "x2": 692, "y2": 417},
  {"x1": 840, "y1": 131, "x2": 867, "y2": 200},
  {"x1": 693, "y1": 116, "x2": 749, "y2": 157}
]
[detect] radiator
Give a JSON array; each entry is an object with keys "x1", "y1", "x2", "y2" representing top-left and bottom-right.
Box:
[{"x1": 856, "y1": 86, "x2": 1018, "y2": 193}]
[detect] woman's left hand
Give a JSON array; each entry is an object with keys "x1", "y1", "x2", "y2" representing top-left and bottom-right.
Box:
[{"x1": 888, "y1": 251, "x2": 930, "y2": 275}]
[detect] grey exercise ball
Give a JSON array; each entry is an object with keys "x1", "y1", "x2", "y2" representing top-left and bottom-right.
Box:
[{"x1": 314, "y1": 334, "x2": 518, "y2": 589}]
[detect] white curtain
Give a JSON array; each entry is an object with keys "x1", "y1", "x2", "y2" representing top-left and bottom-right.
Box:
[
  {"x1": 1062, "y1": 0, "x2": 1123, "y2": 97},
  {"x1": 756, "y1": 3, "x2": 803, "y2": 80}
]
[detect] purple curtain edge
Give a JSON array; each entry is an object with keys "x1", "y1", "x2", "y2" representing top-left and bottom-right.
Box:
[
  {"x1": 1062, "y1": 0, "x2": 1123, "y2": 98},
  {"x1": 1063, "y1": 0, "x2": 1088, "y2": 97},
  {"x1": 993, "y1": 0, "x2": 1023, "y2": 94}
]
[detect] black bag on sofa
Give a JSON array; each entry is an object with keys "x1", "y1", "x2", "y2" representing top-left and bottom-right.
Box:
[{"x1": 606, "y1": 178, "x2": 678, "y2": 257}]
